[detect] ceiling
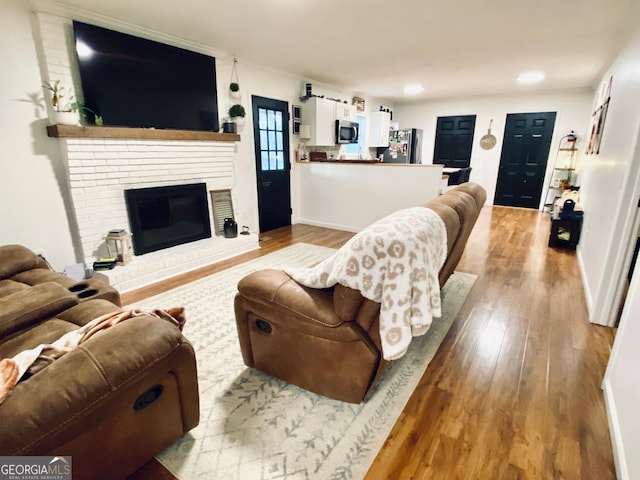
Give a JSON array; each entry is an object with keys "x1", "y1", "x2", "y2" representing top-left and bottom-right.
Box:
[{"x1": 42, "y1": 0, "x2": 639, "y2": 103}]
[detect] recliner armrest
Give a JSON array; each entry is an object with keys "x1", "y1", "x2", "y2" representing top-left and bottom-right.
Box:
[{"x1": 237, "y1": 269, "x2": 343, "y2": 327}]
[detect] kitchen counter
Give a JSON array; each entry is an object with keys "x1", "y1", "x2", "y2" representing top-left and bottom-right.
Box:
[
  {"x1": 295, "y1": 161, "x2": 443, "y2": 231},
  {"x1": 304, "y1": 158, "x2": 380, "y2": 164},
  {"x1": 304, "y1": 159, "x2": 434, "y2": 165}
]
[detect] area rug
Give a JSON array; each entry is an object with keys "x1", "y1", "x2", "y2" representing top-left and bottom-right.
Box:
[{"x1": 128, "y1": 243, "x2": 476, "y2": 480}]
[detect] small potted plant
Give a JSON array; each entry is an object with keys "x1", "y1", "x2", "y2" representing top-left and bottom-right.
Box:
[
  {"x1": 229, "y1": 104, "x2": 246, "y2": 128},
  {"x1": 222, "y1": 117, "x2": 237, "y2": 134},
  {"x1": 229, "y1": 82, "x2": 240, "y2": 99},
  {"x1": 229, "y1": 104, "x2": 245, "y2": 119},
  {"x1": 42, "y1": 80, "x2": 78, "y2": 125},
  {"x1": 71, "y1": 101, "x2": 104, "y2": 126}
]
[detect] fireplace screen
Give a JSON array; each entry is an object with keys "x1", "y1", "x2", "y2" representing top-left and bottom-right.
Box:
[{"x1": 125, "y1": 183, "x2": 212, "y2": 255}]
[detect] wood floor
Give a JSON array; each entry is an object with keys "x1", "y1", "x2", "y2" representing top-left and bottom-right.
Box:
[{"x1": 127, "y1": 206, "x2": 617, "y2": 480}]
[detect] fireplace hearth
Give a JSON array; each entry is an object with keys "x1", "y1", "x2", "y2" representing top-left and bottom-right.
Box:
[{"x1": 125, "y1": 183, "x2": 212, "y2": 255}]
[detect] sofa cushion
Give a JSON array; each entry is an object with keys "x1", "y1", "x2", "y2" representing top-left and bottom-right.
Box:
[
  {"x1": 0, "y1": 299, "x2": 123, "y2": 360},
  {"x1": 12, "y1": 268, "x2": 76, "y2": 288},
  {"x1": 0, "y1": 279, "x2": 30, "y2": 299},
  {"x1": 0, "y1": 319, "x2": 79, "y2": 360},
  {"x1": 0, "y1": 282, "x2": 78, "y2": 339}
]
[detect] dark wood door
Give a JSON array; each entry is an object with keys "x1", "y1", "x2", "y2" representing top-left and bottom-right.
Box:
[
  {"x1": 251, "y1": 96, "x2": 291, "y2": 232},
  {"x1": 494, "y1": 112, "x2": 556, "y2": 208},
  {"x1": 433, "y1": 115, "x2": 476, "y2": 168}
]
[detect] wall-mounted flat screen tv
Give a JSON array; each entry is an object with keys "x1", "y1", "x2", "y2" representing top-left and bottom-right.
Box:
[{"x1": 72, "y1": 21, "x2": 219, "y2": 132}]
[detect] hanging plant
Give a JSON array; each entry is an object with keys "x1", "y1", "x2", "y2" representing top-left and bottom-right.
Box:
[
  {"x1": 229, "y1": 104, "x2": 246, "y2": 119},
  {"x1": 229, "y1": 58, "x2": 241, "y2": 99}
]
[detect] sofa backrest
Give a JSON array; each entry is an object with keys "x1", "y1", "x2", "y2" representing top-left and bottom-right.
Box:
[
  {"x1": 334, "y1": 182, "x2": 486, "y2": 326},
  {"x1": 0, "y1": 245, "x2": 48, "y2": 281},
  {"x1": 428, "y1": 182, "x2": 486, "y2": 285}
]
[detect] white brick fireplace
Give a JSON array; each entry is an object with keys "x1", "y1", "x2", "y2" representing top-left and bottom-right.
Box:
[
  {"x1": 36, "y1": 9, "x2": 258, "y2": 292},
  {"x1": 54, "y1": 132, "x2": 258, "y2": 292}
]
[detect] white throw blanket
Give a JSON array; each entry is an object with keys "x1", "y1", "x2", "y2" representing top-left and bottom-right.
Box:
[{"x1": 285, "y1": 207, "x2": 446, "y2": 360}]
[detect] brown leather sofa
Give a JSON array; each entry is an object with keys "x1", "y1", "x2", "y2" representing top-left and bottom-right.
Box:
[
  {"x1": 234, "y1": 182, "x2": 487, "y2": 403},
  {"x1": 0, "y1": 244, "x2": 199, "y2": 479}
]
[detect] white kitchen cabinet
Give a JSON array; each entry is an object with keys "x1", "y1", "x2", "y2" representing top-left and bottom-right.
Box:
[
  {"x1": 301, "y1": 97, "x2": 336, "y2": 146},
  {"x1": 334, "y1": 102, "x2": 357, "y2": 121},
  {"x1": 368, "y1": 111, "x2": 391, "y2": 147}
]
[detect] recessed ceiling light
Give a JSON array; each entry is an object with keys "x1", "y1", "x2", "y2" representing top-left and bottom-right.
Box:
[
  {"x1": 403, "y1": 84, "x2": 424, "y2": 94},
  {"x1": 517, "y1": 71, "x2": 545, "y2": 84}
]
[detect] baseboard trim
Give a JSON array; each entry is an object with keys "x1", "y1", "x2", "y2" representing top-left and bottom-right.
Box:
[
  {"x1": 602, "y1": 377, "x2": 627, "y2": 480},
  {"x1": 576, "y1": 245, "x2": 594, "y2": 318},
  {"x1": 295, "y1": 218, "x2": 360, "y2": 233}
]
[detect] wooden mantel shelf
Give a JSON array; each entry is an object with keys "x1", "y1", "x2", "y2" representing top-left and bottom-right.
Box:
[{"x1": 46, "y1": 124, "x2": 241, "y2": 142}]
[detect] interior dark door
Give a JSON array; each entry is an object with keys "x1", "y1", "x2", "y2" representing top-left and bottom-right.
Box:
[
  {"x1": 251, "y1": 96, "x2": 291, "y2": 232},
  {"x1": 494, "y1": 112, "x2": 556, "y2": 208},
  {"x1": 433, "y1": 115, "x2": 476, "y2": 167}
]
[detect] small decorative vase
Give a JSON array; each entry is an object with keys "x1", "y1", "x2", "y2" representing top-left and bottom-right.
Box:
[
  {"x1": 222, "y1": 122, "x2": 237, "y2": 134},
  {"x1": 230, "y1": 90, "x2": 241, "y2": 99},
  {"x1": 232, "y1": 117, "x2": 245, "y2": 132},
  {"x1": 223, "y1": 218, "x2": 238, "y2": 238},
  {"x1": 53, "y1": 111, "x2": 79, "y2": 126}
]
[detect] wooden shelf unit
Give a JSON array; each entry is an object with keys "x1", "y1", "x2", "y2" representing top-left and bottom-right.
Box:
[
  {"x1": 543, "y1": 132, "x2": 579, "y2": 210},
  {"x1": 46, "y1": 124, "x2": 240, "y2": 142}
]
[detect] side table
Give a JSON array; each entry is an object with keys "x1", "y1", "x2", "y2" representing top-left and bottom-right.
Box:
[{"x1": 549, "y1": 217, "x2": 583, "y2": 250}]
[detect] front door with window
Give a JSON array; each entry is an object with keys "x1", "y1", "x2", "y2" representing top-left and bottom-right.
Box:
[
  {"x1": 251, "y1": 96, "x2": 291, "y2": 233},
  {"x1": 494, "y1": 112, "x2": 556, "y2": 208}
]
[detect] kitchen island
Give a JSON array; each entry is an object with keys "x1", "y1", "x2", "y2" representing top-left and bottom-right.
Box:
[{"x1": 294, "y1": 161, "x2": 443, "y2": 232}]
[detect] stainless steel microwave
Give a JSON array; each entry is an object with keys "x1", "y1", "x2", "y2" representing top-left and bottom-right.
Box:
[{"x1": 335, "y1": 119, "x2": 359, "y2": 144}]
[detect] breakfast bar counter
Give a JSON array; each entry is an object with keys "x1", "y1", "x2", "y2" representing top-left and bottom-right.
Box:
[{"x1": 295, "y1": 161, "x2": 443, "y2": 232}]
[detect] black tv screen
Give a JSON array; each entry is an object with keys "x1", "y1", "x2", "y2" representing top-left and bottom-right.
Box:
[{"x1": 72, "y1": 21, "x2": 219, "y2": 132}]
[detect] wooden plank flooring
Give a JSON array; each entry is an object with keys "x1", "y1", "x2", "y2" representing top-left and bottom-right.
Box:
[{"x1": 127, "y1": 206, "x2": 616, "y2": 480}]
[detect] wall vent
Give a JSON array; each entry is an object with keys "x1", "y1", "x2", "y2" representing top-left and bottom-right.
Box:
[{"x1": 210, "y1": 189, "x2": 234, "y2": 236}]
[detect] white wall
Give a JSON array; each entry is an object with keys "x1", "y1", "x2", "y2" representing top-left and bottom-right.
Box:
[
  {"x1": 577, "y1": 24, "x2": 640, "y2": 326},
  {"x1": 590, "y1": 24, "x2": 640, "y2": 480},
  {"x1": 0, "y1": 0, "x2": 77, "y2": 270},
  {"x1": 604, "y1": 255, "x2": 640, "y2": 480},
  {"x1": 393, "y1": 90, "x2": 593, "y2": 206}
]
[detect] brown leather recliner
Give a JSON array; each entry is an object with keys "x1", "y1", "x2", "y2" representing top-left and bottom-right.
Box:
[
  {"x1": 234, "y1": 183, "x2": 487, "y2": 403},
  {"x1": 0, "y1": 245, "x2": 200, "y2": 479}
]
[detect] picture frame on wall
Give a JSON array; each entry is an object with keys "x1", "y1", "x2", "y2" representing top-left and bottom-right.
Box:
[
  {"x1": 586, "y1": 75, "x2": 613, "y2": 155},
  {"x1": 292, "y1": 105, "x2": 302, "y2": 135}
]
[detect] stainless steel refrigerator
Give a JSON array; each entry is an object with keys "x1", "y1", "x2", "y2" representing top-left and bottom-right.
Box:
[{"x1": 378, "y1": 128, "x2": 423, "y2": 164}]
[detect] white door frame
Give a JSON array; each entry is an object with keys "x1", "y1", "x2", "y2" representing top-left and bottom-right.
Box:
[{"x1": 590, "y1": 123, "x2": 640, "y2": 327}]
